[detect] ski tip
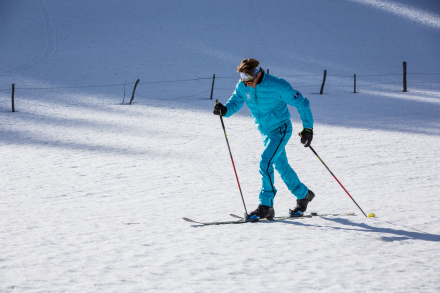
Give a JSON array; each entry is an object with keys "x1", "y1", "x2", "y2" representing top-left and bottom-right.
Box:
[{"x1": 229, "y1": 214, "x2": 244, "y2": 219}]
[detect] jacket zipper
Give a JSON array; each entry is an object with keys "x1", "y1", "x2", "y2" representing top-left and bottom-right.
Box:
[{"x1": 254, "y1": 87, "x2": 262, "y2": 127}]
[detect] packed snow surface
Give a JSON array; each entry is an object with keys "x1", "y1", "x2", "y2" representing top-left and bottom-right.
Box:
[{"x1": 1, "y1": 0, "x2": 440, "y2": 292}]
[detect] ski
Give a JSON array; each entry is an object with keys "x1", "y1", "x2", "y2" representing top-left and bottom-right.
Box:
[
  {"x1": 183, "y1": 212, "x2": 355, "y2": 226},
  {"x1": 314, "y1": 212, "x2": 355, "y2": 217},
  {"x1": 183, "y1": 215, "x2": 312, "y2": 226},
  {"x1": 231, "y1": 212, "x2": 355, "y2": 219},
  {"x1": 182, "y1": 217, "x2": 245, "y2": 226},
  {"x1": 230, "y1": 212, "x2": 355, "y2": 221},
  {"x1": 229, "y1": 214, "x2": 312, "y2": 221}
]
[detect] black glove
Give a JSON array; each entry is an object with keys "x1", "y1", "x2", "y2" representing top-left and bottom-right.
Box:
[
  {"x1": 300, "y1": 128, "x2": 313, "y2": 147},
  {"x1": 213, "y1": 102, "x2": 227, "y2": 116}
]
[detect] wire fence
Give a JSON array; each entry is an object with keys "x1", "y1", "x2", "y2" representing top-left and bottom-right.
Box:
[
  {"x1": 1, "y1": 66, "x2": 440, "y2": 111},
  {"x1": 2, "y1": 73, "x2": 439, "y2": 93}
]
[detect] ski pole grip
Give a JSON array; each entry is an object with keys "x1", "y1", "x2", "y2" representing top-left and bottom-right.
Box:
[{"x1": 215, "y1": 99, "x2": 224, "y2": 116}]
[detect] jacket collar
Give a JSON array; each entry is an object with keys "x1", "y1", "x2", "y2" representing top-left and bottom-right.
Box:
[{"x1": 256, "y1": 69, "x2": 266, "y2": 86}]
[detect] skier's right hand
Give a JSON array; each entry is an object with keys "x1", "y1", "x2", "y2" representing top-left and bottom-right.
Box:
[
  {"x1": 300, "y1": 128, "x2": 313, "y2": 147},
  {"x1": 213, "y1": 102, "x2": 227, "y2": 116}
]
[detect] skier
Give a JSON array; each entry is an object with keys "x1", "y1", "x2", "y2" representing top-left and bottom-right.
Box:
[{"x1": 213, "y1": 58, "x2": 315, "y2": 221}]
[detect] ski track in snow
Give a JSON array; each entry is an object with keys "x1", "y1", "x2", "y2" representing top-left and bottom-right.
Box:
[
  {"x1": 0, "y1": 0, "x2": 57, "y2": 77},
  {"x1": 347, "y1": 0, "x2": 440, "y2": 30}
]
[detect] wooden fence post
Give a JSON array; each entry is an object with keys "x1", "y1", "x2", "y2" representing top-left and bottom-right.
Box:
[
  {"x1": 122, "y1": 79, "x2": 126, "y2": 105},
  {"x1": 11, "y1": 84, "x2": 15, "y2": 112},
  {"x1": 320, "y1": 70, "x2": 327, "y2": 94},
  {"x1": 354, "y1": 74, "x2": 356, "y2": 93},
  {"x1": 129, "y1": 79, "x2": 140, "y2": 105},
  {"x1": 403, "y1": 62, "x2": 407, "y2": 92},
  {"x1": 210, "y1": 74, "x2": 215, "y2": 100}
]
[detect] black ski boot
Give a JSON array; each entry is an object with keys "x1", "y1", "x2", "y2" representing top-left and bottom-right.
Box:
[
  {"x1": 290, "y1": 189, "x2": 315, "y2": 217},
  {"x1": 246, "y1": 204, "x2": 275, "y2": 222}
]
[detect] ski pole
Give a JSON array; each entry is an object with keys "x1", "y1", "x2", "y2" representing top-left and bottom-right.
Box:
[
  {"x1": 300, "y1": 134, "x2": 368, "y2": 217},
  {"x1": 216, "y1": 99, "x2": 248, "y2": 214}
]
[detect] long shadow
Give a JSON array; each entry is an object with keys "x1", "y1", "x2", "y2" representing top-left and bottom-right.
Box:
[
  {"x1": 2, "y1": 76, "x2": 440, "y2": 154},
  {"x1": 147, "y1": 91, "x2": 440, "y2": 136},
  {"x1": 122, "y1": 74, "x2": 440, "y2": 136},
  {"x1": 303, "y1": 89, "x2": 440, "y2": 136},
  {"x1": 278, "y1": 217, "x2": 440, "y2": 242},
  {"x1": 325, "y1": 217, "x2": 440, "y2": 242}
]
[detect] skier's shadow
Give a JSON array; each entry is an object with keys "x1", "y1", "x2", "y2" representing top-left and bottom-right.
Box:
[{"x1": 280, "y1": 217, "x2": 440, "y2": 242}]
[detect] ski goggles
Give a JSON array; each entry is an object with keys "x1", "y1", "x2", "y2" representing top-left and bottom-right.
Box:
[{"x1": 240, "y1": 67, "x2": 261, "y2": 85}]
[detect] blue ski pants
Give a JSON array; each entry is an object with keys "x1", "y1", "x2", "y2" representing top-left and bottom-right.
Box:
[{"x1": 259, "y1": 121, "x2": 309, "y2": 207}]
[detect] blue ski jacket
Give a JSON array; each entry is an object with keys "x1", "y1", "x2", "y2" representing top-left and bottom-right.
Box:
[{"x1": 224, "y1": 72, "x2": 314, "y2": 135}]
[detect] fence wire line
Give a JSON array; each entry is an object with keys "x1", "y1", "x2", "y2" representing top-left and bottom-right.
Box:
[
  {"x1": 327, "y1": 82, "x2": 402, "y2": 88},
  {"x1": 15, "y1": 84, "x2": 126, "y2": 90},
  {"x1": 217, "y1": 84, "x2": 324, "y2": 89},
  {"x1": 408, "y1": 73, "x2": 440, "y2": 75},
  {"x1": 410, "y1": 81, "x2": 440, "y2": 84},
  {"x1": 215, "y1": 77, "x2": 239, "y2": 80},
  {"x1": 322, "y1": 74, "x2": 401, "y2": 78},
  {"x1": 136, "y1": 89, "x2": 212, "y2": 101},
  {"x1": 280, "y1": 74, "x2": 323, "y2": 77},
  {"x1": 138, "y1": 77, "x2": 212, "y2": 85}
]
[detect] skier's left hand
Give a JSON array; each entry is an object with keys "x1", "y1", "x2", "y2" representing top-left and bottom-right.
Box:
[{"x1": 300, "y1": 128, "x2": 313, "y2": 147}]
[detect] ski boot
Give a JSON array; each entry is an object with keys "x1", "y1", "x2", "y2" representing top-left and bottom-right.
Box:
[
  {"x1": 290, "y1": 189, "x2": 315, "y2": 217},
  {"x1": 245, "y1": 204, "x2": 275, "y2": 222}
]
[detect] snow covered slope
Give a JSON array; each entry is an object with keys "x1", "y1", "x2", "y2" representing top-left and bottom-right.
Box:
[{"x1": 1, "y1": 0, "x2": 440, "y2": 292}]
